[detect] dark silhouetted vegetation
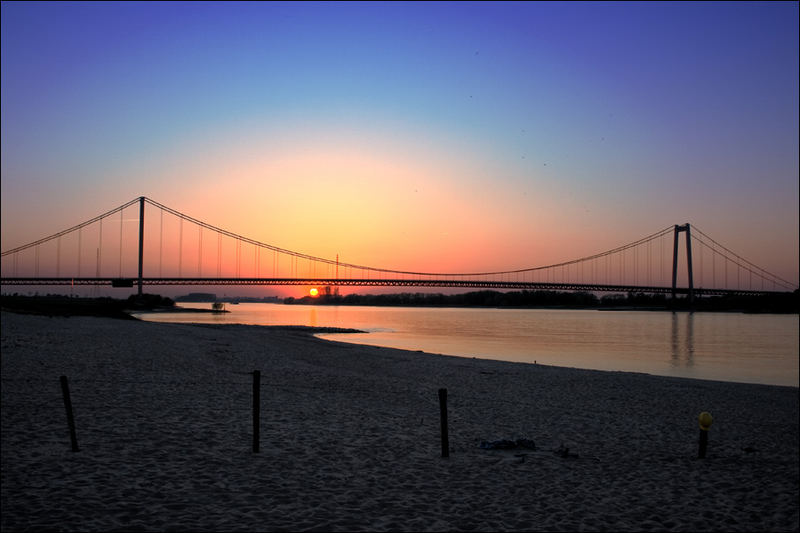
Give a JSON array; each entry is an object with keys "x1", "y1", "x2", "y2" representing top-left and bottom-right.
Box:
[
  {"x1": 284, "y1": 289, "x2": 799, "y2": 313},
  {"x1": 286, "y1": 289, "x2": 599, "y2": 308},
  {"x1": 174, "y1": 293, "x2": 280, "y2": 303},
  {"x1": 3, "y1": 289, "x2": 795, "y2": 318},
  {"x1": 0, "y1": 293, "x2": 175, "y2": 319},
  {"x1": 288, "y1": 290, "x2": 592, "y2": 307},
  {"x1": 685, "y1": 290, "x2": 799, "y2": 314}
]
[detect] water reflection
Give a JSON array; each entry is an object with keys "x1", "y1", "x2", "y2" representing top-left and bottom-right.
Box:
[
  {"x1": 671, "y1": 312, "x2": 695, "y2": 367},
  {"x1": 136, "y1": 303, "x2": 797, "y2": 387}
]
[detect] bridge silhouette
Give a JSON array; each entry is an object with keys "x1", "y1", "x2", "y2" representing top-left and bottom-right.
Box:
[{"x1": 2, "y1": 196, "x2": 796, "y2": 300}]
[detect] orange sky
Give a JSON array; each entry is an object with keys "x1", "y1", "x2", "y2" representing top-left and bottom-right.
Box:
[{"x1": 2, "y1": 3, "x2": 798, "y2": 297}]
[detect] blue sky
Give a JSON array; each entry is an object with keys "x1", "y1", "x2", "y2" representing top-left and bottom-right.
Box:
[{"x1": 2, "y1": 1, "x2": 798, "y2": 286}]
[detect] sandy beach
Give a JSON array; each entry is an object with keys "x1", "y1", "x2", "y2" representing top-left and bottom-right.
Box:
[{"x1": 1, "y1": 310, "x2": 797, "y2": 532}]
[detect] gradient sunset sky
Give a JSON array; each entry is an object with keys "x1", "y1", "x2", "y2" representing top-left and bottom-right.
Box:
[{"x1": 1, "y1": 1, "x2": 798, "y2": 291}]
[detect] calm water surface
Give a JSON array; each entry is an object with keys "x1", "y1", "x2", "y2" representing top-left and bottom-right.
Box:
[{"x1": 135, "y1": 303, "x2": 799, "y2": 387}]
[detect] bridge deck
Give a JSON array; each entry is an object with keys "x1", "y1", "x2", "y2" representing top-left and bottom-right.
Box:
[{"x1": 0, "y1": 277, "x2": 786, "y2": 297}]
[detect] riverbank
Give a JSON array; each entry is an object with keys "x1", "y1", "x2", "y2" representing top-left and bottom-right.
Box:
[
  {"x1": 0, "y1": 293, "x2": 180, "y2": 319},
  {"x1": 1, "y1": 310, "x2": 797, "y2": 531}
]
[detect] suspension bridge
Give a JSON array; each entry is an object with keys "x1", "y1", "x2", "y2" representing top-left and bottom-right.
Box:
[{"x1": 1, "y1": 197, "x2": 796, "y2": 301}]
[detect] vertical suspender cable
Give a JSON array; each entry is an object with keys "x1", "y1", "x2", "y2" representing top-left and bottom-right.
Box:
[
  {"x1": 98, "y1": 218, "x2": 103, "y2": 277},
  {"x1": 236, "y1": 239, "x2": 241, "y2": 278},
  {"x1": 178, "y1": 218, "x2": 183, "y2": 277},
  {"x1": 724, "y1": 256, "x2": 728, "y2": 289},
  {"x1": 698, "y1": 241, "x2": 703, "y2": 288},
  {"x1": 217, "y1": 233, "x2": 222, "y2": 278},
  {"x1": 78, "y1": 228, "x2": 82, "y2": 278},
  {"x1": 198, "y1": 225, "x2": 203, "y2": 277},
  {"x1": 159, "y1": 209, "x2": 163, "y2": 278},
  {"x1": 119, "y1": 209, "x2": 123, "y2": 277},
  {"x1": 117, "y1": 209, "x2": 124, "y2": 278},
  {"x1": 711, "y1": 244, "x2": 717, "y2": 289},
  {"x1": 736, "y1": 262, "x2": 742, "y2": 290}
]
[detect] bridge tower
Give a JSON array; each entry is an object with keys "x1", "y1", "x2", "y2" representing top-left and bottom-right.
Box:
[
  {"x1": 137, "y1": 196, "x2": 145, "y2": 296},
  {"x1": 671, "y1": 223, "x2": 694, "y2": 305}
]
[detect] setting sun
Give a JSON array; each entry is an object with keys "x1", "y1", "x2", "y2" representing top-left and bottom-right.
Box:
[{"x1": 309, "y1": 288, "x2": 319, "y2": 297}]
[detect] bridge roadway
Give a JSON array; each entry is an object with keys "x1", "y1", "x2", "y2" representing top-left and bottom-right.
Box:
[{"x1": 0, "y1": 277, "x2": 787, "y2": 297}]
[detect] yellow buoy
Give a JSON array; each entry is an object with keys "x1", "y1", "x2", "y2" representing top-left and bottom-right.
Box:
[{"x1": 698, "y1": 411, "x2": 713, "y2": 430}]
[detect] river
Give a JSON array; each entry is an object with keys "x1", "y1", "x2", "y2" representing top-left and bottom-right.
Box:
[{"x1": 133, "y1": 303, "x2": 799, "y2": 387}]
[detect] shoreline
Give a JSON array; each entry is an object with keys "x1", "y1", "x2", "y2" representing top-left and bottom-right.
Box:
[
  {"x1": 2, "y1": 310, "x2": 798, "y2": 531},
  {"x1": 131, "y1": 306, "x2": 230, "y2": 315},
  {"x1": 181, "y1": 301, "x2": 799, "y2": 315},
  {"x1": 145, "y1": 303, "x2": 799, "y2": 389},
  {"x1": 3, "y1": 292, "x2": 796, "y2": 318}
]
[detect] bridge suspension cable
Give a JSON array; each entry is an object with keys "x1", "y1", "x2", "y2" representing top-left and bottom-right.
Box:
[
  {"x1": 690, "y1": 225, "x2": 796, "y2": 292},
  {"x1": 2, "y1": 196, "x2": 796, "y2": 294},
  {"x1": 143, "y1": 197, "x2": 677, "y2": 279},
  {"x1": 1, "y1": 197, "x2": 141, "y2": 257}
]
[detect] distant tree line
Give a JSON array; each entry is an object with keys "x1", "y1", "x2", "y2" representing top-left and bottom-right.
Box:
[
  {"x1": 683, "y1": 291, "x2": 799, "y2": 313},
  {"x1": 284, "y1": 289, "x2": 799, "y2": 313},
  {"x1": 0, "y1": 293, "x2": 175, "y2": 318},
  {"x1": 286, "y1": 290, "x2": 599, "y2": 308},
  {"x1": 174, "y1": 293, "x2": 280, "y2": 303},
  {"x1": 2, "y1": 289, "x2": 795, "y2": 315}
]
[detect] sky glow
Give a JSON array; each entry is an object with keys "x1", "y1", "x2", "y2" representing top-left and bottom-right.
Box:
[{"x1": 1, "y1": 1, "x2": 798, "y2": 295}]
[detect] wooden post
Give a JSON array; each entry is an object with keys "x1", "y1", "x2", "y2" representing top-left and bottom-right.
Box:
[
  {"x1": 698, "y1": 429, "x2": 708, "y2": 459},
  {"x1": 252, "y1": 370, "x2": 260, "y2": 453},
  {"x1": 60, "y1": 376, "x2": 79, "y2": 452},
  {"x1": 438, "y1": 388, "x2": 449, "y2": 458},
  {"x1": 697, "y1": 411, "x2": 712, "y2": 459}
]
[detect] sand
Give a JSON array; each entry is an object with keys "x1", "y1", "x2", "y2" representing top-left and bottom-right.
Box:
[{"x1": 1, "y1": 310, "x2": 798, "y2": 532}]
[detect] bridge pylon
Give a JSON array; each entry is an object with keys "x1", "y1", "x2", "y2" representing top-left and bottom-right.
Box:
[
  {"x1": 671, "y1": 223, "x2": 694, "y2": 305},
  {"x1": 137, "y1": 196, "x2": 145, "y2": 296}
]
